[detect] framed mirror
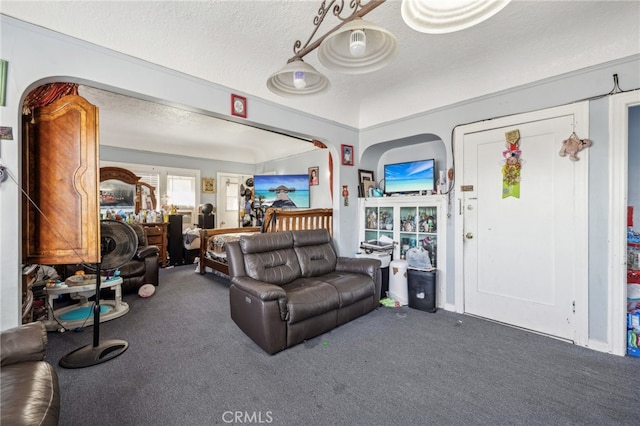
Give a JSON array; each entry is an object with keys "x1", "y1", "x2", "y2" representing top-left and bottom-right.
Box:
[{"x1": 100, "y1": 167, "x2": 156, "y2": 215}]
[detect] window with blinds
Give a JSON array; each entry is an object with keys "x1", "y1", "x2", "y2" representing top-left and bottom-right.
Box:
[
  {"x1": 135, "y1": 171, "x2": 160, "y2": 195},
  {"x1": 167, "y1": 174, "x2": 196, "y2": 208}
]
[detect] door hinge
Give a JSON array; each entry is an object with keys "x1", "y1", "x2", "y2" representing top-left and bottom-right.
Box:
[{"x1": 572, "y1": 301, "x2": 576, "y2": 313}]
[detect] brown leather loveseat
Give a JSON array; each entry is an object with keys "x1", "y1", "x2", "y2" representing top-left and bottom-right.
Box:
[
  {"x1": 226, "y1": 229, "x2": 381, "y2": 355},
  {"x1": 1, "y1": 321, "x2": 60, "y2": 426}
]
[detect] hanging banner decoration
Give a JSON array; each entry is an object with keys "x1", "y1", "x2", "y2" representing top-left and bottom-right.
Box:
[{"x1": 502, "y1": 129, "x2": 522, "y2": 199}]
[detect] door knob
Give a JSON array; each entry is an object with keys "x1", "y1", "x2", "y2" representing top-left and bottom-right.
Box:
[{"x1": 465, "y1": 232, "x2": 474, "y2": 239}]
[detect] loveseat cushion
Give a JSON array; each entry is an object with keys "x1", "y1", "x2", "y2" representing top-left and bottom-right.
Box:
[
  {"x1": 281, "y1": 279, "x2": 340, "y2": 324},
  {"x1": 319, "y1": 271, "x2": 376, "y2": 307},
  {"x1": 244, "y1": 249, "x2": 302, "y2": 285},
  {"x1": 240, "y1": 232, "x2": 301, "y2": 284},
  {"x1": 1, "y1": 322, "x2": 59, "y2": 426},
  {"x1": 1, "y1": 322, "x2": 47, "y2": 366},
  {"x1": 294, "y1": 244, "x2": 337, "y2": 278},
  {"x1": 293, "y1": 229, "x2": 337, "y2": 277},
  {"x1": 1, "y1": 362, "x2": 60, "y2": 426}
]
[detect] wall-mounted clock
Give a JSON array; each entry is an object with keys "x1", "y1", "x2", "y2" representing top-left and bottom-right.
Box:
[{"x1": 231, "y1": 94, "x2": 247, "y2": 118}]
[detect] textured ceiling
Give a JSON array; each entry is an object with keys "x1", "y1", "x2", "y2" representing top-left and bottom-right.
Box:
[
  {"x1": 78, "y1": 86, "x2": 320, "y2": 164},
  {"x1": 2, "y1": 1, "x2": 639, "y2": 162}
]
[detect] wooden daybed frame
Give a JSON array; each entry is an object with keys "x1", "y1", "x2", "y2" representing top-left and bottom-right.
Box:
[{"x1": 198, "y1": 208, "x2": 333, "y2": 276}]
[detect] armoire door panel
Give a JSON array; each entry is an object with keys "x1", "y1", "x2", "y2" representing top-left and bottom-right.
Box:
[{"x1": 23, "y1": 95, "x2": 100, "y2": 265}]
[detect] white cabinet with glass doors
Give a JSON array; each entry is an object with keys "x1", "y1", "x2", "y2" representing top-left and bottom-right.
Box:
[{"x1": 358, "y1": 195, "x2": 447, "y2": 306}]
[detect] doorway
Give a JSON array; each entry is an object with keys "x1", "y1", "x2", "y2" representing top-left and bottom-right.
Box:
[
  {"x1": 454, "y1": 103, "x2": 590, "y2": 345},
  {"x1": 216, "y1": 173, "x2": 245, "y2": 229},
  {"x1": 609, "y1": 91, "x2": 640, "y2": 356}
]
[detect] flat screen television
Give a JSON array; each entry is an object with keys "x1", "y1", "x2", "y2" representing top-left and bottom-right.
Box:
[
  {"x1": 384, "y1": 159, "x2": 435, "y2": 195},
  {"x1": 253, "y1": 174, "x2": 310, "y2": 208}
]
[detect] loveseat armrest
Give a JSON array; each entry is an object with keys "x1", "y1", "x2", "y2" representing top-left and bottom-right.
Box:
[
  {"x1": 231, "y1": 276, "x2": 287, "y2": 301},
  {"x1": 135, "y1": 245, "x2": 160, "y2": 260},
  {"x1": 336, "y1": 257, "x2": 381, "y2": 281},
  {"x1": 1, "y1": 322, "x2": 47, "y2": 367}
]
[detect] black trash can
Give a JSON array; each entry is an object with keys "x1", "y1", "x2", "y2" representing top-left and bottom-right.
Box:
[
  {"x1": 356, "y1": 252, "x2": 391, "y2": 299},
  {"x1": 407, "y1": 269, "x2": 437, "y2": 313},
  {"x1": 380, "y1": 265, "x2": 389, "y2": 299}
]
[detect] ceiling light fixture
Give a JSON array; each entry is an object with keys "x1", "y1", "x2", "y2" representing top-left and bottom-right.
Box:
[
  {"x1": 318, "y1": 17, "x2": 398, "y2": 74},
  {"x1": 267, "y1": 0, "x2": 393, "y2": 97},
  {"x1": 401, "y1": 0, "x2": 511, "y2": 34},
  {"x1": 266, "y1": 58, "x2": 330, "y2": 97}
]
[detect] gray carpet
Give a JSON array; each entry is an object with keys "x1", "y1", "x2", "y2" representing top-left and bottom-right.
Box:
[{"x1": 45, "y1": 265, "x2": 640, "y2": 425}]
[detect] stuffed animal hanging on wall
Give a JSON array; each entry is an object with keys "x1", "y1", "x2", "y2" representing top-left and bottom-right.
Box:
[{"x1": 559, "y1": 132, "x2": 592, "y2": 161}]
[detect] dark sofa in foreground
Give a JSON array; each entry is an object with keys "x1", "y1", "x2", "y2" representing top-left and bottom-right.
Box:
[
  {"x1": 1, "y1": 321, "x2": 60, "y2": 426},
  {"x1": 226, "y1": 229, "x2": 381, "y2": 354}
]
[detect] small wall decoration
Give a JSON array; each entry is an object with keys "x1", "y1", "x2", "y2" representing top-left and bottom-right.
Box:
[
  {"x1": 502, "y1": 129, "x2": 522, "y2": 199},
  {"x1": 231, "y1": 94, "x2": 247, "y2": 118},
  {"x1": 308, "y1": 166, "x2": 319, "y2": 186},
  {"x1": 559, "y1": 132, "x2": 592, "y2": 161},
  {"x1": 0, "y1": 126, "x2": 13, "y2": 140},
  {"x1": 341, "y1": 144, "x2": 354, "y2": 166},
  {"x1": 202, "y1": 177, "x2": 215, "y2": 193},
  {"x1": 342, "y1": 185, "x2": 349, "y2": 206}
]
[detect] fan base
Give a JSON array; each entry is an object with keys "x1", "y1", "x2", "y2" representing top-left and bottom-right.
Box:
[{"x1": 59, "y1": 339, "x2": 129, "y2": 369}]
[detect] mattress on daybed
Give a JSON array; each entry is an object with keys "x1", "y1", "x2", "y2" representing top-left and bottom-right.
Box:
[
  {"x1": 206, "y1": 232, "x2": 256, "y2": 257},
  {"x1": 183, "y1": 228, "x2": 201, "y2": 250}
]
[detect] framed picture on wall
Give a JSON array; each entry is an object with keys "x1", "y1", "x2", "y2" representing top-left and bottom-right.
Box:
[
  {"x1": 341, "y1": 144, "x2": 354, "y2": 166},
  {"x1": 202, "y1": 177, "x2": 215, "y2": 193},
  {"x1": 308, "y1": 166, "x2": 319, "y2": 186}
]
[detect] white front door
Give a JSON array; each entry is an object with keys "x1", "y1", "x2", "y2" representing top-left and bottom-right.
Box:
[
  {"x1": 216, "y1": 173, "x2": 242, "y2": 229},
  {"x1": 455, "y1": 104, "x2": 589, "y2": 342}
]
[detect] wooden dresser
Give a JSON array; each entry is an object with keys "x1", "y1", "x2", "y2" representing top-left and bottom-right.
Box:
[{"x1": 141, "y1": 222, "x2": 168, "y2": 266}]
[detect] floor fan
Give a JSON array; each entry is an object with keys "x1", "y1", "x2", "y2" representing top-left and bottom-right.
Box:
[{"x1": 59, "y1": 220, "x2": 138, "y2": 369}]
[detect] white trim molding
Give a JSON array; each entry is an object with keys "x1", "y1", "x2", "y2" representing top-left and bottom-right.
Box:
[{"x1": 608, "y1": 90, "x2": 640, "y2": 356}]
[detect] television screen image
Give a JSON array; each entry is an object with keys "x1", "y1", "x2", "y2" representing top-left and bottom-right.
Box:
[
  {"x1": 253, "y1": 174, "x2": 310, "y2": 209},
  {"x1": 384, "y1": 159, "x2": 435, "y2": 195}
]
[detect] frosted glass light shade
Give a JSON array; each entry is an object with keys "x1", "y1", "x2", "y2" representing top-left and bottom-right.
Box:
[
  {"x1": 267, "y1": 59, "x2": 330, "y2": 97},
  {"x1": 318, "y1": 18, "x2": 398, "y2": 74},
  {"x1": 401, "y1": 0, "x2": 511, "y2": 34}
]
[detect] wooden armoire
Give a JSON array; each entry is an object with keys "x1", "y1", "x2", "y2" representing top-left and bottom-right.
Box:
[{"x1": 22, "y1": 94, "x2": 100, "y2": 265}]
